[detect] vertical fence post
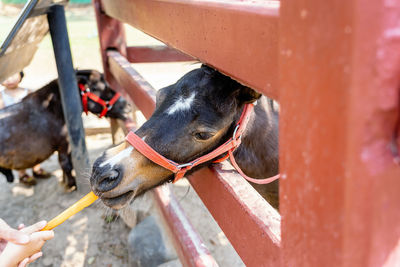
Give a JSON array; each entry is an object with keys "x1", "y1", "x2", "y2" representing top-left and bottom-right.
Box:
[
  {"x1": 280, "y1": 1, "x2": 400, "y2": 266},
  {"x1": 92, "y1": 0, "x2": 127, "y2": 90},
  {"x1": 47, "y1": 5, "x2": 90, "y2": 192},
  {"x1": 92, "y1": 0, "x2": 128, "y2": 146}
]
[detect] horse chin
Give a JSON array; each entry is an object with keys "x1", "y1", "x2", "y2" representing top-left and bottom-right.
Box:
[
  {"x1": 100, "y1": 190, "x2": 134, "y2": 210},
  {"x1": 106, "y1": 110, "x2": 128, "y2": 121},
  {"x1": 96, "y1": 176, "x2": 145, "y2": 210}
]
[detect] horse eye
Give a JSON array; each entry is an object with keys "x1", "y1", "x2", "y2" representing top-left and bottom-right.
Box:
[{"x1": 194, "y1": 132, "x2": 214, "y2": 141}]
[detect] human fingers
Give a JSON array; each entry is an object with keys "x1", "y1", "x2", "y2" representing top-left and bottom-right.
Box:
[
  {"x1": 17, "y1": 257, "x2": 29, "y2": 267},
  {"x1": 31, "y1": 230, "x2": 54, "y2": 241},
  {"x1": 0, "y1": 239, "x2": 7, "y2": 252},
  {"x1": 20, "y1": 221, "x2": 47, "y2": 235},
  {"x1": 0, "y1": 219, "x2": 30, "y2": 244},
  {"x1": 18, "y1": 224, "x2": 25, "y2": 230},
  {"x1": 27, "y1": 251, "x2": 43, "y2": 263}
]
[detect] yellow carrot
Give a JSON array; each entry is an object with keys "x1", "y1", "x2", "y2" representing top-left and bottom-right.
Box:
[{"x1": 42, "y1": 191, "x2": 99, "y2": 231}]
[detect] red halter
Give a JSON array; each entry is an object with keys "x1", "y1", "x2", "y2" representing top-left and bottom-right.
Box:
[
  {"x1": 79, "y1": 83, "x2": 121, "y2": 118},
  {"x1": 125, "y1": 103, "x2": 280, "y2": 184}
]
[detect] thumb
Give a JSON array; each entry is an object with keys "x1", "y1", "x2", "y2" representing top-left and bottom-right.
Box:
[{"x1": 0, "y1": 219, "x2": 30, "y2": 244}]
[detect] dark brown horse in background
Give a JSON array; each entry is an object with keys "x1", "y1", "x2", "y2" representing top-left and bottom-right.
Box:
[{"x1": 0, "y1": 70, "x2": 128, "y2": 189}]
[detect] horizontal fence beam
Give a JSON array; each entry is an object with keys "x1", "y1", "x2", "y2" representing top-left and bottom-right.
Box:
[
  {"x1": 107, "y1": 50, "x2": 281, "y2": 266},
  {"x1": 127, "y1": 46, "x2": 194, "y2": 63},
  {"x1": 153, "y1": 186, "x2": 218, "y2": 267},
  {"x1": 189, "y1": 163, "x2": 281, "y2": 266},
  {"x1": 108, "y1": 50, "x2": 156, "y2": 118},
  {"x1": 101, "y1": 0, "x2": 280, "y2": 100}
]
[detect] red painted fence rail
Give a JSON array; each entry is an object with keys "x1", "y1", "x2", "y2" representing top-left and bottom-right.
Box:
[
  {"x1": 127, "y1": 46, "x2": 194, "y2": 63},
  {"x1": 101, "y1": 0, "x2": 280, "y2": 100}
]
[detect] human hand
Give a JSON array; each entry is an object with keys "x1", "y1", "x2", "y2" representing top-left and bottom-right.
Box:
[
  {"x1": 13, "y1": 224, "x2": 44, "y2": 267},
  {"x1": 0, "y1": 219, "x2": 30, "y2": 253},
  {"x1": 0, "y1": 221, "x2": 54, "y2": 267}
]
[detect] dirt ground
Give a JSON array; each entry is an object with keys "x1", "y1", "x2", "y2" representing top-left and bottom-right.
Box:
[{"x1": 0, "y1": 4, "x2": 245, "y2": 267}]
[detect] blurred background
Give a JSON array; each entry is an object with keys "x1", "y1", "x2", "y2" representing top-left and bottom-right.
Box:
[{"x1": 2, "y1": 0, "x2": 90, "y2": 3}]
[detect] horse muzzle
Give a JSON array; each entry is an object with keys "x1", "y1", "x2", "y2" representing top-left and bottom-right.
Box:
[{"x1": 90, "y1": 164, "x2": 136, "y2": 209}]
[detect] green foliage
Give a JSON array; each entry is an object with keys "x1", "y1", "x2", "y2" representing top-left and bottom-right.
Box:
[
  {"x1": 1, "y1": 0, "x2": 92, "y2": 4},
  {"x1": 1, "y1": 0, "x2": 26, "y2": 4}
]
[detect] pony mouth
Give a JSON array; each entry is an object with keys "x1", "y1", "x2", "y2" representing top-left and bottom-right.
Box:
[
  {"x1": 101, "y1": 190, "x2": 134, "y2": 209},
  {"x1": 93, "y1": 176, "x2": 145, "y2": 210}
]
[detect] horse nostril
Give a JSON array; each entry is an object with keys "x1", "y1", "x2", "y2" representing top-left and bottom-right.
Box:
[{"x1": 97, "y1": 168, "x2": 122, "y2": 192}]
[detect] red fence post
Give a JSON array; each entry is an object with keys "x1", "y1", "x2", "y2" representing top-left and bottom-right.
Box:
[
  {"x1": 279, "y1": 1, "x2": 400, "y2": 266},
  {"x1": 92, "y1": 0, "x2": 127, "y2": 90}
]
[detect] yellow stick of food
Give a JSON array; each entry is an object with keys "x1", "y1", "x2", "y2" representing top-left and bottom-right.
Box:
[{"x1": 42, "y1": 191, "x2": 99, "y2": 231}]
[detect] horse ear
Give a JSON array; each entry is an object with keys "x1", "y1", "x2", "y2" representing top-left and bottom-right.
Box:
[
  {"x1": 89, "y1": 70, "x2": 102, "y2": 82},
  {"x1": 76, "y1": 70, "x2": 91, "y2": 84},
  {"x1": 237, "y1": 86, "x2": 262, "y2": 104},
  {"x1": 76, "y1": 76, "x2": 87, "y2": 85},
  {"x1": 156, "y1": 85, "x2": 173, "y2": 108},
  {"x1": 201, "y1": 64, "x2": 216, "y2": 75}
]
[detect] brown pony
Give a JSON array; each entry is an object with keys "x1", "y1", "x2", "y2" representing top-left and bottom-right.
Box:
[
  {"x1": 0, "y1": 70, "x2": 128, "y2": 189},
  {"x1": 90, "y1": 66, "x2": 279, "y2": 208}
]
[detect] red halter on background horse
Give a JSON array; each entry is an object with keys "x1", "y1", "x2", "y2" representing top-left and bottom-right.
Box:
[
  {"x1": 126, "y1": 103, "x2": 280, "y2": 184},
  {"x1": 79, "y1": 83, "x2": 121, "y2": 118}
]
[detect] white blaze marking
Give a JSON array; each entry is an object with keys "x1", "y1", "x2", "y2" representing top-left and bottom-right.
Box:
[
  {"x1": 100, "y1": 146, "x2": 133, "y2": 167},
  {"x1": 166, "y1": 92, "x2": 196, "y2": 115}
]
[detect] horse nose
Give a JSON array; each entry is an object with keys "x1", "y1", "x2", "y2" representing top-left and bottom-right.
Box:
[{"x1": 92, "y1": 167, "x2": 122, "y2": 193}]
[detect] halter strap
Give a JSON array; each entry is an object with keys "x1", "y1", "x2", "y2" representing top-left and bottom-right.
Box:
[
  {"x1": 79, "y1": 83, "x2": 121, "y2": 118},
  {"x1": 126, "y1": 103, "x2": 280, "y2": 184}
]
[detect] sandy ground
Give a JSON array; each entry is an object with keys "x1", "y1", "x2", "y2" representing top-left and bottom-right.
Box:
[{"x1": 0, "y1": 5, "x2": 244, "y2": 267}]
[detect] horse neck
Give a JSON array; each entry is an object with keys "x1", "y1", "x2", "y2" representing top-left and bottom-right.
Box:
[{"x1": 234, "y1": 97, "x2": 279, "y2": 178}]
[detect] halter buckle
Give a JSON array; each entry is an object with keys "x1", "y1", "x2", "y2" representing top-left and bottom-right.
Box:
[
  {"x1": 176, "y1": 162, "x2": 193, "y2": 170},
  {"x1": 106, "y1": 101, "x2": 113, "y2": 110},
  {"x1": 232, "y1": 124, "x2": 241, "y2": 140}
]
